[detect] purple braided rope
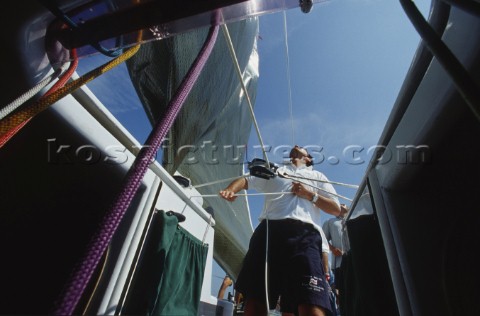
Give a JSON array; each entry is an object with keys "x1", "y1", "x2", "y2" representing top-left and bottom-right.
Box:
[{"x1": 54, "y1": 22, "x2": 219, "y2": 315}]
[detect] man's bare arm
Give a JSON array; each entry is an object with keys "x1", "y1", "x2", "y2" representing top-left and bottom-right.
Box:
[{"x1": 219, "y1": 178, "x2": 248, "y2": 202}]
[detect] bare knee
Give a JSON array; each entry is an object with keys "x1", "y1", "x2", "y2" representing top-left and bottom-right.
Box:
[{"x1": 244, "y1": 298, "x2": 268, "y2": 316}]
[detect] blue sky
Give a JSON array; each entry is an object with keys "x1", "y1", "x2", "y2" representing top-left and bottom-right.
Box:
[
  {"x1": 78, "y1": 0, "x2": 430, "y2": 300},
  {"x1": 216, "y1": 0, "x2": 430, "y2": 296},
  {"x1": 245, "y1": 0, "x2": 429, "y2": 229}
]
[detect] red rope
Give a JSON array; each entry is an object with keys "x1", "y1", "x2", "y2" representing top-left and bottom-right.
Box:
[{"x1": 0, "y1": 49, "x2": 78, "y2": 148}]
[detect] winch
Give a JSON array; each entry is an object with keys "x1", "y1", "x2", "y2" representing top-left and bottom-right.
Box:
[{"x1": 247, "y1": 158, "x2": 278, "y2": 180}]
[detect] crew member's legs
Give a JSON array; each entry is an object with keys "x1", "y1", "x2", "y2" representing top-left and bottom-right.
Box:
[
  {"x1": 281, "y1": 221, "x2": 332, "y2": 316},
  {"x1": 236, "y1": 221, "x2": 279, "y2": 315},
  {"x1": 244, "y1": 298, "x2": 268, "y2": 316},
  {"x1": 237, "y1": 220, "x2": 331, "y2": 316}
]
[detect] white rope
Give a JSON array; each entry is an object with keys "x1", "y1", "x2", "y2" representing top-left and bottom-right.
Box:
[
  {"x1": 222, "y1": 24, "x2": 270, "y2": 166},
  {"x1": 0, "y1": 65, "x2": 66, "y2": 120},
  {"x1": 279, "y1": 172, "x2": 359, "y2": 189},
  {"x1": 280, "y1": 173, "x2": 353, "y2": 202},
  {"x1": 193, "y1": 173, "x2": 250, "y2": 188},
  {"x1": 264, "y1": 216, "x2": 270, "y2": 313},
  {"x1": 191, "y1": 191, "x2": 294, "y2": 198},
  {"x1": 283, "y1": 11, "x2": 295, "y2": 145}
]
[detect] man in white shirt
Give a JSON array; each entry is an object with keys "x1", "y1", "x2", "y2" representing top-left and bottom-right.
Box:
[{"x1": 220, "y1": 145, "x2": 341, "y2": 316}]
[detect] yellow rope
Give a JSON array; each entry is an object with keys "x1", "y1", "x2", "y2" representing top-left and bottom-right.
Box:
[{"x1": 0, "y1": 45, "x2": 140, "y2": 137}]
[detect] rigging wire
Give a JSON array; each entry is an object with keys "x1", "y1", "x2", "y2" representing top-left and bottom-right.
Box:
[
  {"x1": 222, "y1": 24, "x2": 270, "y2": 167},
  {"x1": 223, "y1": 14, "x2": 295, "y2": 311},
  {"x1": 283, "y1": 11, "x2": 295, "y2": 145}
]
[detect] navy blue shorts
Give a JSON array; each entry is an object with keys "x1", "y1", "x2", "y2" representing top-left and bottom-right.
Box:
[{"x1": 235, "y1": 219, "x2": 332, "y2": 315}]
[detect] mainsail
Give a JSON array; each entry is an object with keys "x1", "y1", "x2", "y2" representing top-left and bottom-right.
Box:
[{"x1": 126, "y1": 18, "x2": 259, "y2": 278}]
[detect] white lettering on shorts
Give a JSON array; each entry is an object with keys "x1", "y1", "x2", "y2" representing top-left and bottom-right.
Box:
[{"x1": 301, "y1": 275, "x2": 325, "y2": 293}]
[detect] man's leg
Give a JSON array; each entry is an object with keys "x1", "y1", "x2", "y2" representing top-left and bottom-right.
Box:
[
  {"x1": 288, "y1": 227, "x2": 331, "y2": 316},
  {"x1": 244, "y1": 297, "x2": 268, "y2": 316},
  {"x1": 237, "y1": 222, "x2": 269, "y2": 316}
]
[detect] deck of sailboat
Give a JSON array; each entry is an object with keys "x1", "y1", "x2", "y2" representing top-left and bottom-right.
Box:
[{"x1": 1, "y1": 0, "x2": 480, "y2": 315}]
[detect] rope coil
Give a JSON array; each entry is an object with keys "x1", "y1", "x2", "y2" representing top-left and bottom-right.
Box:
[{"x1": 0, "y1": 46, "x2": 139, "y2": 138}]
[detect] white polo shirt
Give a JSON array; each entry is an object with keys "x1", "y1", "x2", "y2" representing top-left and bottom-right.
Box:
[{"x1": 247, "y1": 163, "x2": 340, "y2": 236}]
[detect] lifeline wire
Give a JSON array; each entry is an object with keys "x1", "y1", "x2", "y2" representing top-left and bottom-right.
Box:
[
  {"x1": 222, "y1": 24, "x2": 270, "y2": 166},
  {"x1": 283, "y1": 11, "x2": 295, "y2": 145},
  {"x1": 53, "y1": 18, "x2": 219, "y2": 315}
]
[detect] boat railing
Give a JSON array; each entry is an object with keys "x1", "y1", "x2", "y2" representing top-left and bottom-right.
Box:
[{"x1": 71, "y1": 79, "x2": 214, "y2": 225}]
